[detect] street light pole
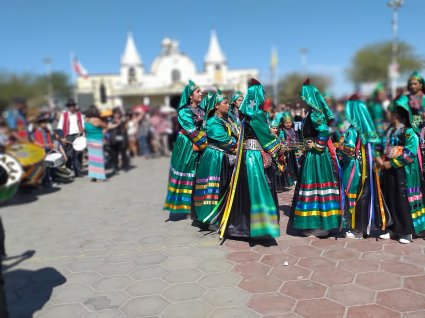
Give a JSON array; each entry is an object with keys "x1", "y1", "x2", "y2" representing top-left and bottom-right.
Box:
[
  {"x1": 42, "y1": 57, "x2": 54, "y2": 108},
  {"x1": 300, "y1": 48, "x2": 308, "y2": 74},
  {"x1": 388, "y1": 0, "x2": 404, "y2": 98}
]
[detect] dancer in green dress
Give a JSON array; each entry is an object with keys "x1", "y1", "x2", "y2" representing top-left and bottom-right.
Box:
[
  {"x1": 377, "y1": 95, "x2": 425, "y2": 244},
  {"x1": 340, "y1": 94, "x2": 389, "y2": 239},
  {"x1": 194, "y1": 90, "x2": 238, "y2": 227},
  {"x1": 164, "y1": 80, "x2": 207, "y2": 220},
  {"x1": 290, "y1": 79, "x2": 341, "y2": 236},
  {"x1": 223, "y1": 79, "x2": 285, "y2": 239}
]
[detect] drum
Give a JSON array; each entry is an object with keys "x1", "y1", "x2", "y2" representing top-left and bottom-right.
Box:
[
  {"x1": 0, "y1": 154, "x2": 24, "y2": 203},
  {"x1": 6, "y1": 143, "x2": 46, "y2": 187},
  {"x1": 45, "y1": 151, "x2": 65, "y2": 168},
  {"x1": 73, "y1": 136, "x2": 87, "y2": 152}
]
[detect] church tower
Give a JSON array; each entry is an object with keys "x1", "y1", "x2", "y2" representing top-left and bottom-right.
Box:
[
  {"x1": 204, "y1": 30, "x2": 227, "y2": 84},
  {"x1": 120, "y1": 32, "x2": 144, "y2": 85}
]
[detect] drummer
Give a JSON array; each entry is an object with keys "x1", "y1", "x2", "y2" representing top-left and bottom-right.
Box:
[
  {"x1": 57, "y1": 98, "x2": 85, "y2": 177},
  {"x1": 33, "y1": 114, "x2": 55, "y2": 186},
  {"x1": 33, "y1": 114, "x2": 54, "y2": 152}
]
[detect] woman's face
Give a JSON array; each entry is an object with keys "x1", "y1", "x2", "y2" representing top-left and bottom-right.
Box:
[
  {"x1": 408, "y1": 78, "x2": 423, "y2": 94},
  {"x1": 284, "y1": 120, "x2": 292, "y2": 129},
  {"x1": 191, "y1": 88, "x2": 203, "y2": 104},
  {"x1": 391, "y1": 111, "x2": 403, "y2": 124},
  {"x1": 234, "y1": 96, "x2": 244, "y2": 108},
  {"x1": 216, "y1": 99, "x2": 229, "y2": 116}
]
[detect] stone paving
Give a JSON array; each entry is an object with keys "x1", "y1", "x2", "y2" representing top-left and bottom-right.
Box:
[{"x1": 2, "y1": 157, "x2": 425, "y2": 317}]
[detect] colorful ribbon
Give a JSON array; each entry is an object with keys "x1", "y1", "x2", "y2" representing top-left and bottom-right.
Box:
[{"x1": 219, "y1": 120, "x2": 245, "y2": 239}]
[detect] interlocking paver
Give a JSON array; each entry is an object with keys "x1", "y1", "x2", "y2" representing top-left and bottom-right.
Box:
[
  {"x1": 132, "y1": 253, "x2": 167, "y2": 266},
  {"x1": 294, "y1": 299, "x2": 345, "y2": 318},
  {"x1": 4, "y1": 157, "x2": 425, "y2": 318},
  {"x1": 82, "y1": 291, "x2": 128, "y2": 311},
  {"x1": 280, "y1": 280, "x2": 327, "y2": 299},
  {"x1": 327, "y1": 284, "x2": 376, "y2": 306},
  {"x1": 91, "y1": 276, "x2": 133, "y2": 291},
  {"x1": 199, "y1": 272, "x2": 241, "y2": 288},
  {"x1": 162, "y1": 282, "x2": 206, "y2": 301},
  {"x1": 377, "y1": 289, "x2": 425, "y2": 312},
  {"x1": 346, "y1": 304, "x2": 400, "y2": 318},
  {"x1": 208, "y1": 307, "x2": 260, "y2": 318},
  {"x1": 247, "y1": 293, "x2": 295, "y2": 315},
  {"x1": 121, "y1": 295, "x2": 169, "y2": 317},
  {"x1": 202, "y1": 287, "x2": 250, "y2": 307},
  {"x1": 125, "y1": 279, "x2": 169, "y2": 296},
  {"x1": 161, "y1": 300, "x2": 212, "y2": 318},
  {"x1": 128, "y1": 265, "x2": 168, "y2": 280},
  {"x1": 162, "y1": 268, "x2": 203, "y2": 283},
  {"x1": 356, "y1": 272, "x2": 402, "y2": 290}
]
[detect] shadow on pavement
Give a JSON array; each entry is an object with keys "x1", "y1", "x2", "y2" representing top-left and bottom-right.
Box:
[
  {"x1": 2, "y1": 186, "x2": 61, "y2": 207},
  {"x1": 3, "y1": 250, "x2": 66, "y2": 318}
]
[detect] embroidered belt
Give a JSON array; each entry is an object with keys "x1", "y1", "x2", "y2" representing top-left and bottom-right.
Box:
[
  {"x1": 244, "y1": 139, "x2": 262, "y2": 151},
  {"x1": 208, "y1": 145, "x2": 236, "y2": 166}
]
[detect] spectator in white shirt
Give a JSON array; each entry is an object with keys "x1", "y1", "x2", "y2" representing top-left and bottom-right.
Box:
[{"x1": 57, "y1": 98, "x2": 85, "y2": 177}]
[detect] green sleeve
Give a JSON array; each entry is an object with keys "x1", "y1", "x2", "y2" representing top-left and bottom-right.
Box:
[
  {"x1": 341, "y1": 127, "x2": 357, "y2": 158},
  {"x1": 310, "y1": 111, "x2": 329, "y2": 153},
  {"x1": 178, "y1": 107, "x2": 207, "y2": 150},
  {"x1": 206, "y1": 117, "x2": 237, "y2": 153},
  {"x1": 390, "y1": 128, "x2": 419, "y2": 168},
  {"x1": 178, "y1": 108, "x2": 196, "y2": 132},
  {"x1": 250, "y1": 112, "x2": 282, "y2": 161}
]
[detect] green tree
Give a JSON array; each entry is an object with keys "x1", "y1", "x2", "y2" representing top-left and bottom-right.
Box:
[
  {"x1": 0, "y1": 71, "x2": 72, "y2": 112},
  {"x1": 278, "y1": 73, "x2": 331, "y2": 104},
  {"x1": 348, "y1": 41, "x2": 424, "y2": 85}
]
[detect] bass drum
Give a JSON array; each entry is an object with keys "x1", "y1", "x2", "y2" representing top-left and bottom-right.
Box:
[
  {"x1": 6, "y1": 143, "x2": 46, "y2": 187},
  {"x1": 0, "y1": 154, "x2": 24, "y2": 203}
]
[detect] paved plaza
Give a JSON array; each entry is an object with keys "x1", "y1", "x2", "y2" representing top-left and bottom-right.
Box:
[{"x1": 2, "y1": 157, "x2": 425, "y2": 317}]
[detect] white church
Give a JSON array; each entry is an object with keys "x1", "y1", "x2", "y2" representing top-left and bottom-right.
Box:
[{"x1": 76, "y1": 31, "x2": 258, "y2": 110}]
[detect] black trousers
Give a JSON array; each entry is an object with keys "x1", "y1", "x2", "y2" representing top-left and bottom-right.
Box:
[
  {"x1": 109, "y1": 142, "x2": 129, "y2": 170},
  {"x1": 65, "y1": 134, "x2": 82, "y2": 176}
]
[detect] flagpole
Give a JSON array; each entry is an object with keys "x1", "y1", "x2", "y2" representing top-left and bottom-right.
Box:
[
  {"x1": 270, "y1": 47, "x2": 278, "y2": 106},
  {"x1": 70, "y1": 52, "x2": 78, "y2": 104}
]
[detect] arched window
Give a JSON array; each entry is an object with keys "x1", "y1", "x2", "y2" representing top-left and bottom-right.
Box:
[
  {"x1": 128, "y1": 67, "x2": 136, "y2": 84},
  {"x1": 99, "y1": 83, "x2": 107, "y2": 104},
  {"x1": 171, "y1": 69, "x2": 181, "y2": 83}
]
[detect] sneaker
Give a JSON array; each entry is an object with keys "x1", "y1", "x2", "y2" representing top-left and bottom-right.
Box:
[
  {"x1": 379, "y1": 232, "x2": 391, "y2": 240},
  {"x1": 399, "y1": 235, "x2": 412, "y2": 244},
  {"x1": 302, "y1": 229, "x2": 329, "y2": 237},
  {"x1": 345, "y1": 231, "x2": 362, "y2": 239}
]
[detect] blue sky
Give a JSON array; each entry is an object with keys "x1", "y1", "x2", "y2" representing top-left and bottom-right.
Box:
[{"x1": 0, "y1": 0, "x2": 423, "y2": 96}]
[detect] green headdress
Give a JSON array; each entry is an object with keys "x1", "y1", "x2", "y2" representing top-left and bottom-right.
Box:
[
  {"x1": 393, "y1": 94, "x2": 419, "y2": 133},
  {"x1": 300, "y1": 79, "x2": 334, "y2": 123},
  {"x1": 231, "y1": 91, "x2": 243, "y2": 104},
  {"x1": 371, "y1": 82, "x2": 385, "y2": 100},
  {"x1": 282, "y1": 111, "x2": 293, "y2": 122},
  {"x1": 408, "y1": 71, "x2": 425, "y2": 93},
  {"x1": 270, "y1": 119, "x2": 279, "y2": 128},
  {"x1": 345, "y1": 94, "x2": 378, "y2": 144},
  {"x1": 200, "y1": 91, "x2": 215, "y2": 111},
  {"x1": 215, "y1": 89, "x2": 227, "y2": 105},
  {"x1": 178, "y1": 80, "x2": 199, "y2": 110},
  {"x1": 239, "y1": 78, "x2": 266, "y2": 118}
]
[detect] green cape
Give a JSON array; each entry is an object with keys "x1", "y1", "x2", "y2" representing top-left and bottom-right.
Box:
[
  {"x1": 239, "y1": 79, "x2": 266, "y2": 118},
  {"x1": 345, "y1": 96, "x2": 379, "y2": 144},
  {"x1": 300, "y1": 79, "x2": 334, "y2": 123},
  {"x1": 393, "y1": 94, "x2": 419, "y2": 134}
]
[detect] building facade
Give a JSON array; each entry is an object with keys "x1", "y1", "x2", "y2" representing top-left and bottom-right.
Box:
[{"x1": 76, "y1": 31, "x2": 258, "y2": 110}]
